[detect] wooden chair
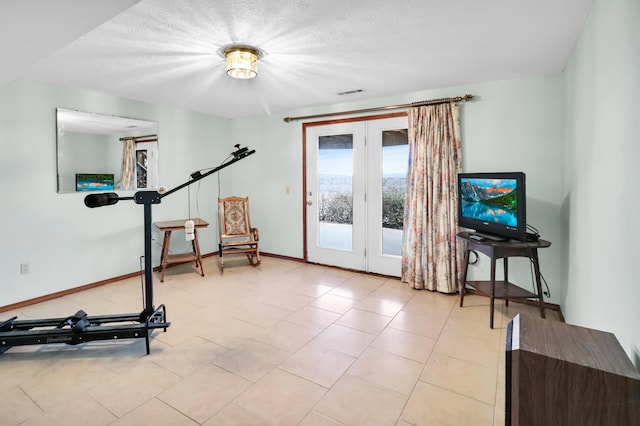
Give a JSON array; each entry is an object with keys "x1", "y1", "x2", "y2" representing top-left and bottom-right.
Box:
[{"x1": 217, "y1": 196, "x2": 260, "y2": 273}]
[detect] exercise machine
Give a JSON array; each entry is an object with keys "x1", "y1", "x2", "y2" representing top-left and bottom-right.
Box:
[{"x1": 0, "y1": 145, "x2": 255, "y2": 355}]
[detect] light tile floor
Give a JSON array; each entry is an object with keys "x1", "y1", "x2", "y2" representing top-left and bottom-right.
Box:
[{"x1": 0, "y1": 256, "x2": 560, "y2": 425}]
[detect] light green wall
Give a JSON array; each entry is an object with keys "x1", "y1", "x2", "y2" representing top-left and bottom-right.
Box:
[
  {"x1": 563, "y1": 0, "x2": 640, "y2": 362},
  {"x1": 0, "y1": 79, "x2": 230, "y2": 307},
  {"x1": 57, "y1": 132, "x2": 111, "y2": 192},
  {"x1": 231, "y1": 76, "x2": 566, "y2": 305},
  {"x1": 0, "y1": 75, "x2": 567, "y2": 310}
]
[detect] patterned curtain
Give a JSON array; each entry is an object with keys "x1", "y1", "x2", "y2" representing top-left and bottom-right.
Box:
[
  {"x1": 120, "y1": 138, "x2": 135, "y2": 190},
  {"x1": 401, "y1": 102, "x2": 462, "y2": 292}
]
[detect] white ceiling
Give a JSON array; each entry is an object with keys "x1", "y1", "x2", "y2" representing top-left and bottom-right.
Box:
[
  {"x1": 5, "y1": 0, "x2": 592, "y2": 119},
  {"x1": 0, "y1": 0, "x2": 140, "y2": 87}
]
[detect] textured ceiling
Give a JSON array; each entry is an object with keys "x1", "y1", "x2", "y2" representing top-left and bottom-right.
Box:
[
  {"x1": 11, "y1": 0, "x2": 593, "y2": 118},
  {"x1": 0, "y1": 0, "x2": 140, "y2": 87}
]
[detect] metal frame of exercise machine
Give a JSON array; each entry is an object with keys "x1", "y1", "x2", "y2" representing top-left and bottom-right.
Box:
[{"x1": 0, "y1": 145, "x2": 255, "y2": 355}]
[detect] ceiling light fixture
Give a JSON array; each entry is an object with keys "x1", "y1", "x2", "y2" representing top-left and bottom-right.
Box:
[{"x1": 223, "y1": 46, "x2": 261, "y2": 79}]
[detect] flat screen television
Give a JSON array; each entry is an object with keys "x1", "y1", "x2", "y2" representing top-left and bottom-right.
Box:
[
  {"x1": 75, "y1": 173, "x2": 115, "y2": 192},
  {"x1": 457, "y1": 172, "x2": 527, "y2": 241}
]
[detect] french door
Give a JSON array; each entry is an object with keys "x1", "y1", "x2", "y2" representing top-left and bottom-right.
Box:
[{"x1": 305, "y1": 115, "x2": 408, "y2": 276}]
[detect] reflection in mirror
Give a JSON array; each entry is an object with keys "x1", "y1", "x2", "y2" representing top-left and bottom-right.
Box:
[{"x1": 56, "y1": 108, "x2": 158, "y2": 193}]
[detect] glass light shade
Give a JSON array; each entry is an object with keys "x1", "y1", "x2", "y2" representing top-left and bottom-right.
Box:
[{"x1": 225, "y1": 48, "x2": 259, "y2": 79}]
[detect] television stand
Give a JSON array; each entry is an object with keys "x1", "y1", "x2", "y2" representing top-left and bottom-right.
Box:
[
  {"x1": 457, "y1": 231, "x2": 551, "y2": 328},
  {"x1": 468, "y1": 231, "x2": 509, "y2": 242}
]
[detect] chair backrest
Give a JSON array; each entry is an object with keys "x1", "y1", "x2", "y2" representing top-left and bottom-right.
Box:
[{"x1": 218, "y1": 196, "x2": 253, "y2": 238}]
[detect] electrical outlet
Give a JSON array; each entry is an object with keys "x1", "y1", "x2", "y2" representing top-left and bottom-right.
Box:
[{"x1": 20, "y1": 263, "x2": 30, "y2": 274}]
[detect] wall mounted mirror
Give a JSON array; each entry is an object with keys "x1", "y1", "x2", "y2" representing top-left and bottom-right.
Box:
[{"x1": 56, "y1": 108, "x2": 159, "y2": 193}]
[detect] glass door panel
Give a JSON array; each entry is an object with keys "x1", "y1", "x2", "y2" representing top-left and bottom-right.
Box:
[
  {"x1": 306, "y1": 123, "x2": 366, "y2": 271},
  {"x1": 318, "y1": 134, "x2": 354, "y2": 250},
  {"x1": 381, "y1": 129, "x2": 408, "y2": 256},
  {"x1": 366, "y1": 116, "x2": 408, "y2": 276}
]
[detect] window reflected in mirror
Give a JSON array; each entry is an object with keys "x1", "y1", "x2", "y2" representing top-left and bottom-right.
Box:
[{"x1": 56, "y1": 108, "x2": 158, "y2": 193}]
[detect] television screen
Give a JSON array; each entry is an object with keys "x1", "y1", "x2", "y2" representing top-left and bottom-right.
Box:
[
  {"x1": 76, "y1": 173, "x2": 115, "y2": 192},
  {"x1": 457, "y1": 172, "x2": 526, "y2": 241}
]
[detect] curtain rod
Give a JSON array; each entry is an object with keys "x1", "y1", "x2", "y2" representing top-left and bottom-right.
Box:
[
  {"x1": 283, "y1": 94, "x2": 475, "y2": 123},
  {"x1": 119, "y1": 134, "x2": 157, "y2": 141}
]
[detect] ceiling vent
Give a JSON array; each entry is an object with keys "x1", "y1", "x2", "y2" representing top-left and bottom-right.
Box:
[{"x1": 337, "y1": 89, "x2": 364, "y2": 96}]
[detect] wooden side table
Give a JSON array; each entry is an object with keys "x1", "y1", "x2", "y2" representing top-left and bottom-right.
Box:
[
  {"x1": 154, "y1": 218, "x2": 209, "y2": 282},
  {"x1": 457, "y1": 231, "x2": 551, "y2": 328}
]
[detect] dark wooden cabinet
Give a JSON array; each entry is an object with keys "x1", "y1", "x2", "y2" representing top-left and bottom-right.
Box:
[{"x1": 506, "y1": 314, "x2": 640, "y2": 425}]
